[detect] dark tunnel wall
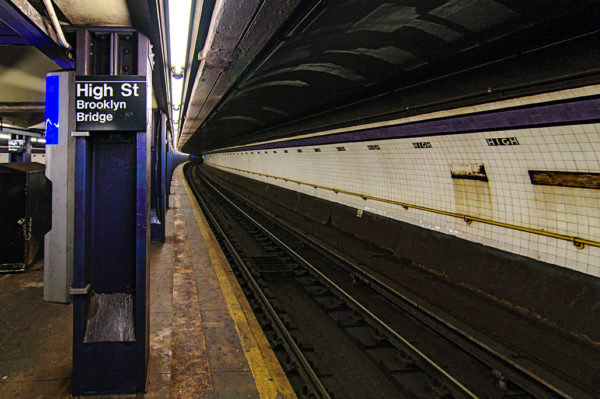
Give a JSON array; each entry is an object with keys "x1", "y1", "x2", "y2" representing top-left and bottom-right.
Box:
[{"x1": 182, "y1": 0, "x2": 600, "y2": 153}]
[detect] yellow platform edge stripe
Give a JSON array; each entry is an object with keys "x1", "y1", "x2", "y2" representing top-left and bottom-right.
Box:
[{"x1": 183, "y1": 174, "x2": 298, "y2": 399}]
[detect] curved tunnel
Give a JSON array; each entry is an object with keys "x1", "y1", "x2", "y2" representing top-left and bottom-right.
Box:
[
  {"x1": 1, "y1": 0, "x2": 600, "y2": 397},
  {"x1": 177, "y1": 0, "x2": 600, "y2": 280},
  {"x1": 174, "y1": 0, "x2": 600, "y2": 343}
]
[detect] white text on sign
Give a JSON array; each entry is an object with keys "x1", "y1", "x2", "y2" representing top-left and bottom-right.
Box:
[
  {"x1": 76, "y1": 82, "x2": 141, "y2": 124},
  {"x1": 76, "y1": 83, "x2": 140, "y2": 99}
]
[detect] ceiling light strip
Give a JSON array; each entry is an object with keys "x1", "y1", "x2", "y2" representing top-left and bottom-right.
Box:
[{"x1": 168, "y1": 0, "x2": 193, "y2": 134}]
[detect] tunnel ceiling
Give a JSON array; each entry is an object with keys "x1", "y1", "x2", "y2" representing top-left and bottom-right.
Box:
[{"x1": 181, "y1": 0, "x2": 600, "y2": 154}]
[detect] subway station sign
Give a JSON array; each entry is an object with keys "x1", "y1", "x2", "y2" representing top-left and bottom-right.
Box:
[
  {"x1": 75, "y1": 75, "x2": 146, "y2": 131},
  {"x1": 8, "y1": 139, "x2": 25, "y2": 153}
]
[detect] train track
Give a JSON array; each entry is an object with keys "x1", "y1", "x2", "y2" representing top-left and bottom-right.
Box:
[{"x1": 185, "y1": 163, "x2": 589, "y2": 399}]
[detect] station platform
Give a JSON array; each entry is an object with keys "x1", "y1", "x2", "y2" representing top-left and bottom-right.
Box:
[{"x1": 0, "y1": 166, "x2": 295, "y2": 399}]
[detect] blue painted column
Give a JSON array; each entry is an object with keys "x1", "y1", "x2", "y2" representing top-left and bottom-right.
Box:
[
  {"x1": 8, "y1": 135, "x2": 31, "y2": 162},
  {"x1": 71, "y1": 28, "x2": 151, "y2": 396},
  {"x1": 150, "y1": 111, "x2": 167, "y2": 242}
]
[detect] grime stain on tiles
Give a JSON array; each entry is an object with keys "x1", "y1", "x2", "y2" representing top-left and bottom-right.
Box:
[
  {"x1": 450, "y1": 162, "x2": 488, "y2": 182},
  {"x1": 529, "y1": 171, "x2": 600, "y2": 189}
]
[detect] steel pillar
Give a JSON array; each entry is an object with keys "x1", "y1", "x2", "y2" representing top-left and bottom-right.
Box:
[
  {"x1": 71, "y1": 28, "x2": 151, "y2": 395},
  {"x1": 165, "y1": 135, "x2": 173, "y2": 209},
  {"x1": 22, "y1": 137, "x2": 31, "y2": 162},
  {"x1": 150, "y1": 111, "x2": 166, "y2": 242},
  {"x1": 8, "y1": 135, "x2": 31, "y2": 162}
]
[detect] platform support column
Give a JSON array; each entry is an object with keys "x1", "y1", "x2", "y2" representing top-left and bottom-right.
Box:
[
  {"x1": 8, "y1": 135, "x2": 31, "y2": 162},
  {"x1": 71, "y1": 28, "x2": 151, "y2": 396},
  {"x1": 166, "y1": 135, "x2": 173, "y2": 209},
  {"x1": 150, "y1": 111, "x2": 167, "y2": 242}
]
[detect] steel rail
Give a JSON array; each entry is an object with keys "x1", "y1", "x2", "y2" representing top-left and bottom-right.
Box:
[
  {"x1": 197, "y1": 171, "x2": 480, "y2": 399},
  {"x1": 313, "y1": 247, "x2": 574, "y2": 398},
  {"x1": 185, "y1": 166, "x2": 332, "y2": 399},
  {"x1": 249, "y1": 202, "x2": 576, "y2": 399},
  {"x1": 201, "y1": 167, "x2": 581, "y2": 399}
]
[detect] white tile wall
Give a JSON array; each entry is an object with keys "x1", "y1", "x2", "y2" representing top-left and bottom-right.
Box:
[
  {"x1": 0, "y1": 154, "x2": 45, "y2": 164},
  {"x1": 206, "y1": 88, "x2": 600, "y2": 277},
  {"x1": 31, "y1": 154, "x2": 45, "y2": 164}
]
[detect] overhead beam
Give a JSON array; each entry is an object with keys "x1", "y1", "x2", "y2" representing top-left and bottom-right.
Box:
[
  {"x1": 0, "y1": 21, "x2": 30, "y2": 44},
  {"x1": 0, "y1": 102, "x2": 45, "y2": 112},
  {"x1": 0, "y1": 0, "x2": 74, "y2": 68},
  {"x1": 0, "y1": 126, "x2": 43, "y2": 138}
]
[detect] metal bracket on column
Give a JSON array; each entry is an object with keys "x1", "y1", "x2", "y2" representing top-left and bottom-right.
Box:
[{"x1": 69, "y1": 283, "x2": 91, "y2": 295}]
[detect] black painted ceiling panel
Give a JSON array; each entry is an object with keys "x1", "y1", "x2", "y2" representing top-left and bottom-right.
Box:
[{"x1": 183, "y1": 0, "x2": 600, "y2": 153}]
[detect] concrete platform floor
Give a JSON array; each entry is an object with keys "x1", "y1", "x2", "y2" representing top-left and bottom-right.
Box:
[
  {"x1": 0, "y1": 260, "x2": 72, "y2": 398},
  {"x1": 0, "y1": 167, "x2": 295, "y2": 398}
]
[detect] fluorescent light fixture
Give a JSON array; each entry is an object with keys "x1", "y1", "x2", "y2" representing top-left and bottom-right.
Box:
[
  {"x1": 170, "y1": 75, "x2": 184, "y2": 107},
  {"x1": 168, "y1": 0, "x2": 192, "y2": 76},
  {"x1": 0, "y1": 133, "x2": 10, "y2": 139},
  {"x1": 29, "y1": 137, "x2": 46, "y2": 143},
  {"x1": 168, "y1": 0, "x2": 193, "y2": 136}
]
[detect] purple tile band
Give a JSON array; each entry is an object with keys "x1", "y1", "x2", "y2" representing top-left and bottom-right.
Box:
[{"x1": 212, "y1": 95, "x2": 600, "y2": 153}]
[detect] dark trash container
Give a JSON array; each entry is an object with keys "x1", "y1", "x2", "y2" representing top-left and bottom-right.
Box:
[{"x1": 0, "y1": 162, "x2": 51, "y2": 272}]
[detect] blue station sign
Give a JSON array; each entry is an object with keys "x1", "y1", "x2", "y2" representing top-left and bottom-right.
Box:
[{"x1": 75, "y1": 75, "x2": 146, "y2": 131}]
